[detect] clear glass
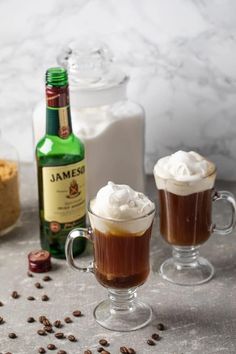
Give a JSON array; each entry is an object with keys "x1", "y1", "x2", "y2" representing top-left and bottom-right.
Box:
[
  {"x1": 65, "y1": 201, "x2": 155, "y2": 331},
  {"x1": 157, "y1": 171, "x2": 236, "y2": 286},
  {"x1": 0, "y1": 131, "x2": 20, "y2": 236}
]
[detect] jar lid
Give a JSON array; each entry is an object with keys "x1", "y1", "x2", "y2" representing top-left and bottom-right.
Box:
[
  {"x1": 57, "y1": 39, "x2": 129, "y2": 107},
  {"x1": 28, "y1": 250, "x2": 51, "y2": 273},
  {"x1": 57, "y1": 38, "x2": 128, "y2": 91}
]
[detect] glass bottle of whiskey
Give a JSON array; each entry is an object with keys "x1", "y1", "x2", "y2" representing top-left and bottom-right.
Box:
[{"x1": 36, "y1": 67, "x2": 86, "y2": 259}]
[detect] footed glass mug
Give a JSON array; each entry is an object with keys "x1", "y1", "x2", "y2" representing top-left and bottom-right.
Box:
[
  {"x1": 65, "y1": 200, "x2": 155, "y2": 331},
  {"x1": 154, "y1": 151, "x2": 236, "y2": 286}
]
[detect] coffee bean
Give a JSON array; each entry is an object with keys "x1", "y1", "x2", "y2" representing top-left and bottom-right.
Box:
[
  {"x1": 38, "y1": 348, "x2": 46, "y2": 354},
  {"x1": 27, "y1": 296, "x2": 35, "y2": 301},
  {"x1": 72, "y1": 310, "x2": 82, "y2": 317},
  {"x1": 42, "y1": 294, "x2": 49, "y2": 301},
  {"x1": 27, "y1": 317, "x2": 35, "y2": 323},
  {"x1": 39, "y1": 315, "x2": 47, "y2": 323},
  {"x1": 99, "y1": 339, "x2": 109, "y2": 347},
  {"x1": 64, "y1": 317, "x2": 72, "y2": 323},
  {"x1": 0, "y1": 301, "x2": 3, "y2": 306},
  {"x1": 101, "y1": 351, "x2": 110, "y2": 354},
  {"x1": 0, "y1": 316, "x2": 4, "y2": 324},
  {"x1": 6, "y1": 352, "x2": 13, "y2": 354},
  {"x1": 43, "y1": 319, "x2": 51, "y2": 326},
  {"x1": 127, "y1": 349, "x2": 136, "y2": 354},
  {"x1": 67, "y1": 334, "x2": 77, "y2": 342},
  {"x1": 54, "y1": 320, "x2": 62, "y2": 328},
  {"x1": 57, "y1": 351, "x2": 67, "y2": 354},
  {"x1": 157, "y1": 323, "x2": 165, "y2": 331},
  {"x1": 55, "y1": 332, "x2": 65, "y2": 339},
  {"x1": 147, "y1": 339, "x2": 156, "y2": 346},
  {"x1": 27, "y1": 271, "x2": 34, "y2": 277},
  {"x1": 11, "y1": 291, "x2": 19, "y2": 299},
  {"x1": 84, "y1": 350, "x2": 92, "y2": 354},
  {"x1": 37, "y1": 329, "x2": 47, "y2": 336},
  {"x1": 151, "y1": 333, "x2": 160, "y2": 341},
  {"x1": 43, "y1": 275, "x2": 52, "y2": 281},
  {"x1": 120, "y1": 347, "x2": 129, "y2": 354},
  {"x1": 97, "y1": 347, "x2": 104, "y2": 352},
  {"x1": 47, "y1": 344, "x2": 57, "y2": 350},
  {"x1": 44, "y1": 325, "x2": 54, "y2": 333},
  {"x1": 35, "y1": 282, "x2": 43, "y2": 289},
  {"x1": 8, "y1": 332, "x2": 17, "y2": 339}
]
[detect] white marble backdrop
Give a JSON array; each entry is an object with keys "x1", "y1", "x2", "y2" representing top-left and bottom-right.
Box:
[{"x1": 0, "y1": 0, "x2": 236, "y2": 179}]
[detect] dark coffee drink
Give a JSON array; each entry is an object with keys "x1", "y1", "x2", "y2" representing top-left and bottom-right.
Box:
[
  {"x1": 158, "y1": 189, "x2": 212, "y2": 246},
  {"x1": 93, "y1": 226, "x2": 152, "y2": 289}
]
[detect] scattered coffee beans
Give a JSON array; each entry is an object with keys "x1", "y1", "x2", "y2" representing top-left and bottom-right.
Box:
[
  {"x1": 11, "y1": 291, "x2": 19, "y2": 299},
  {"x1": 42, "y1": 294, "x2": 49, "y2": 301},
  {"x1": 97, "y1": 347, "x2": 104, "y2": 352},
  {"x1": 57, "y1": 351, "x2": 67, "y2": 354},
  {"x1": 147, "y1": 339, "x2": 156, "y2": 346},
  {"x1": 100, "y1": 351, "x2": 110, "y2": 354},
  {"x1": 8, "y1": 332, "x2": 17, "y2": 339},
  {"x1": 43, "y1": 275, "x2": 52, "y2": 281},
  {"x1": 64, "y1": 317, "x2": 72, "y2": 323},
  {"x1": 157, "y1": 323, "x2": 165, "y2": 331},
  {"x1": 99, "y1": 339, "x2": 109, "y2": 347},
  {"x1": 54, "y1": 320, "x2": 62, "y2": 328},
  {"x1": 37, "y1": 329, "x2": 47, "y2": 336},
  {"x1": 35, "y1": 282, "x2": 43, "y2": 289},
  {"x1": 27, "y1": 296, "x2": 35, "y2": 301},
  {"x1": 38, "y1": 348, "x2": 46, "y2": 354},
  {"x1": 47, "y1": 344, "x2": 57, "y2": 350},
  {"x1": 27, "y1": 317, "x2": 35, "y2": 323},
  {"x1": 68, "y1": 334, "x2": 77, "y2": 342},
  {"x1": 42, "y1": 319, "x2": 51, "y2": 326},
  {"x1": 72, "y1": 310, "x2": 82, "y2": 317},
  {"x1": 44, "y1": 325, "x2": 54, "y2": 333},
  {"x1": 120, "y1": 348, "x2": 136, "y2": 354},
  {"x1": 152, "y1": 333, "x2": 160, "y2": 341},
  {"x1": 84, "y1": 350, "x2": 92, "y2": 354},
  {"x1": 0, "y1": 316, "x2": 4, "y2": 324},
  {"x1": 39, "y1": 316, "x2": 47, "y2": 323},
  {"x1": 55, "y1": 332, "x2": 65, "y2": 339}
]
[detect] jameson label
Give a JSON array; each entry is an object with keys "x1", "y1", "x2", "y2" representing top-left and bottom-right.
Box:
[{"x1": 42, "y1": 161, "x2": 86, "y2": 223}]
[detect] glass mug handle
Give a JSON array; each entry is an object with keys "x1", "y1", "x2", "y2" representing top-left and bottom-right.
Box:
[
  {"x1": 212, "y1": 190, "x2": 236, "y2": 235},
  {"x1": 65, "y1": 228, "x2": 94, "y2": 273}
]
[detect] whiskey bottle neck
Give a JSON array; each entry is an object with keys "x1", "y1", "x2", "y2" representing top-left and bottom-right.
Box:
[{"x1": 46, "y1": 85, "x2": 73, "y2": 138}]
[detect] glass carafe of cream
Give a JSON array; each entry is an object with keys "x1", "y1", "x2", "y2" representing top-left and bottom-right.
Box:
[{"x1": 32, "y1": 40, "x2": 145, "y2": 200}]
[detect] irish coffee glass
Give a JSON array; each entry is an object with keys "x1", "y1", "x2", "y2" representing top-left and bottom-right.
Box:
[
  {"x1": 156, "y1": 171, "x2": 236, "y2": 286},
  {"x1": 65, "y1": 201, "x2": 155, "y2": 331}
]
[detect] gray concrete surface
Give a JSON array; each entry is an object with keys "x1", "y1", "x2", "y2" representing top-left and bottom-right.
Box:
[{"x1": 0, "y1": 164, "x2": 236, "y2": 353}]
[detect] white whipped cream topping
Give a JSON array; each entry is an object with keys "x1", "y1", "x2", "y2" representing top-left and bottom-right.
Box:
[
  {"x1": 90, "y1": 182, "x2": 155, "y2": 235},
  {"x1": 154, "y1": 151, "x2": 216, "y2": 196}
]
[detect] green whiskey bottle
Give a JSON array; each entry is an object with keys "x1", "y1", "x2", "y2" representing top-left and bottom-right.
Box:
[{"x1": 36, "y1": 67, "x2": 86, "y2": 259}]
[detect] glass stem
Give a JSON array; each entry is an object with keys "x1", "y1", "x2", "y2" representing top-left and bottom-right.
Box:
[
  {"x1": 108, "y1": 288, "x2": 137, "y2": 313},
  {"x1": 172, "y1": 246, "x2": 200, "y2": 267}
]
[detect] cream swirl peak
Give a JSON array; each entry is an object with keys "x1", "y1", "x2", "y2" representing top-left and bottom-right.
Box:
[
  {"x1": 91, "y1": 181, "x2": 155, "y2": 220},
  {"x1": 154, "y1": 151, "x2": 216, "y2": 196}
]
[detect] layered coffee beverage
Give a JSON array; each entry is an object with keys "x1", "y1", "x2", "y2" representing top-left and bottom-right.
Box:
[
  {"x1": 154, "y1": 151, "x2": 216, "y2": 246},
  {"x1": 89, "y1": 182, "x2": 155, "y2": 289}
]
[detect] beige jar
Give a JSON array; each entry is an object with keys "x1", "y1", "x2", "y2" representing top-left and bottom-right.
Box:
[{"x1": 0, "y1": 134, "x2": 20, "y2": 236}]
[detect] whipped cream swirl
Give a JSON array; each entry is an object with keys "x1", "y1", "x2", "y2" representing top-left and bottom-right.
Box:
[
  {"x1": 154, "y1": 151, "x2": 216, "y2": 196},
  {"x1": 91, "y1": 181, "x2": 154, "y2": 220}
]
